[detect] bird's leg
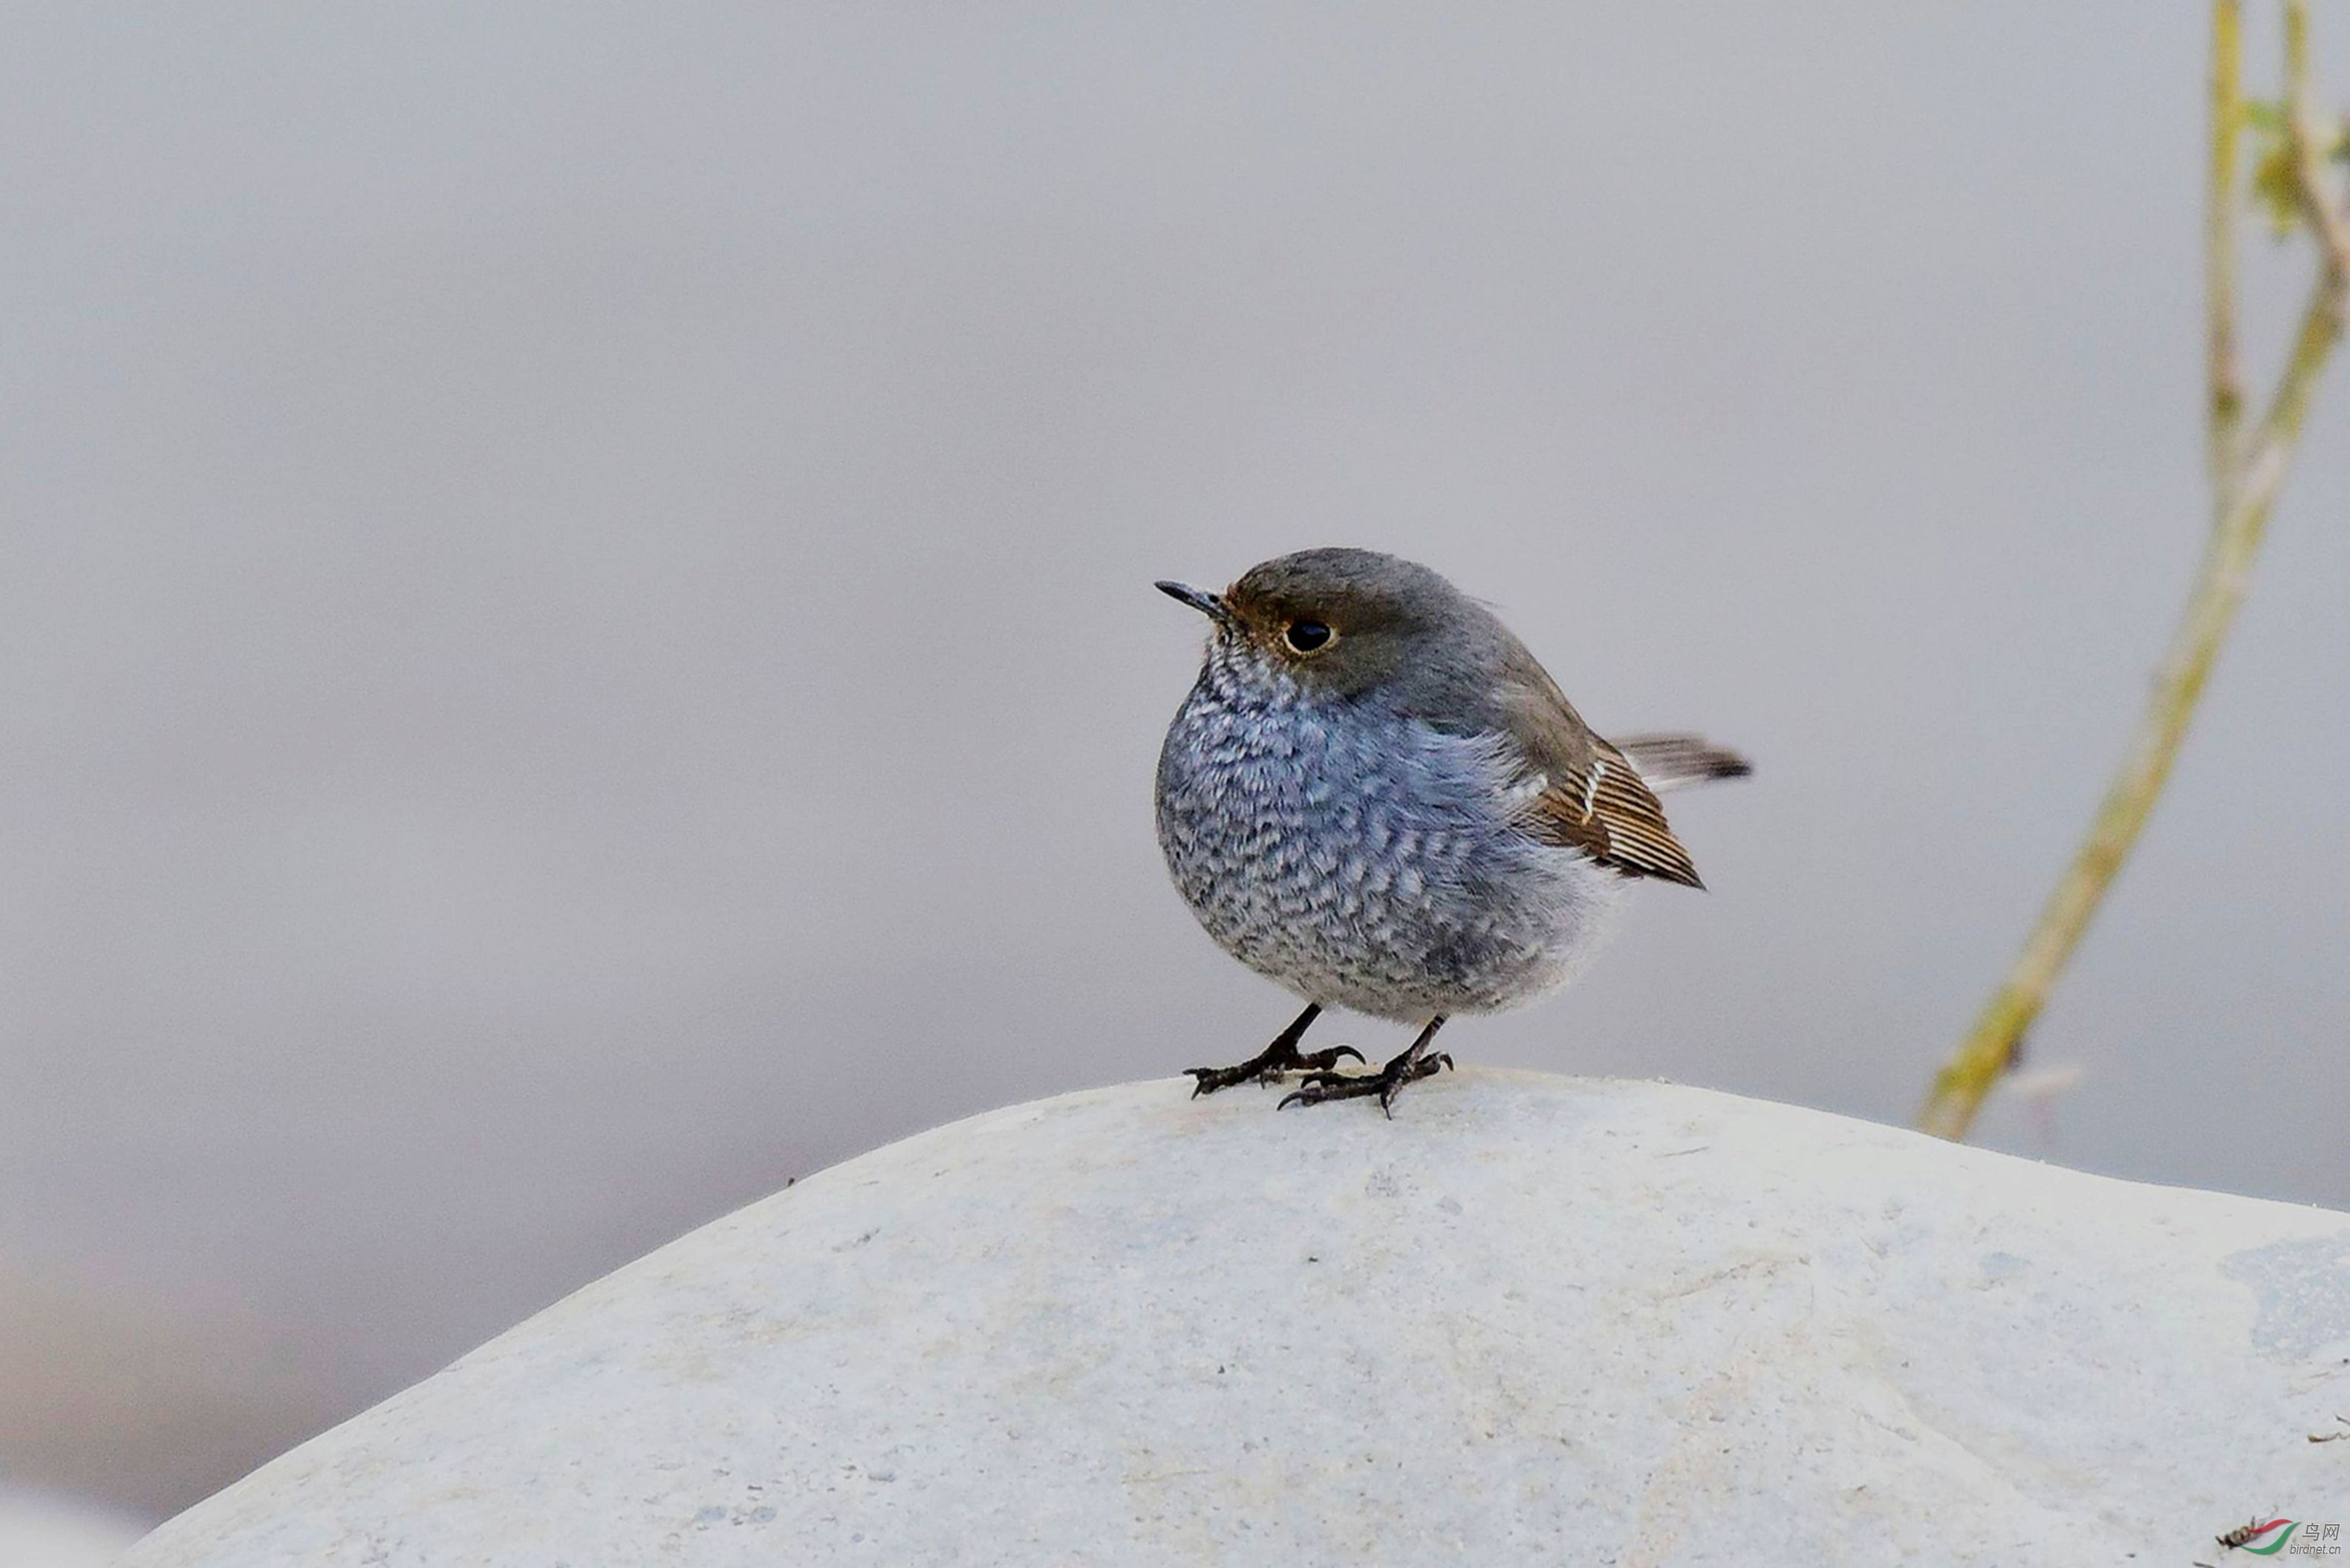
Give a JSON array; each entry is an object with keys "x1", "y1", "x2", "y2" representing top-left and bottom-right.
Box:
[
  {"x1": 1280, "y1": 1016, "x2": 1451, "y2": 1118},
  {"x1": 1185, "y1": 1003, "x2": 1362, "y2": 1097}
]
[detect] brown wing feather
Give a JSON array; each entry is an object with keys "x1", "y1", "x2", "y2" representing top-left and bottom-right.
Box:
[
  {"x1": 1465, "y1": 623, "x2": 1713, "y2": 888},
  {"x1": 1526, "y1": 741, "x2": 1706, "y2": 888}
]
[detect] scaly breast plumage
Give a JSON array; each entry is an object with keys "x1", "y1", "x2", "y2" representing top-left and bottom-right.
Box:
[{"x1": 1155, "y1": 671, "x2": 1584, "y2": 1015}]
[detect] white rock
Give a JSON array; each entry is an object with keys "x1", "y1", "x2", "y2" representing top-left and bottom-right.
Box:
[{"x1": 123, "y1": 1071, "x2": 2350, "y2": 1566}]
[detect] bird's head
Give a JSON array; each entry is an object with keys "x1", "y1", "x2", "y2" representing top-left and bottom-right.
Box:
[{"x1": 1156, "y1": 547, "x2": 1470, "y2": 700}]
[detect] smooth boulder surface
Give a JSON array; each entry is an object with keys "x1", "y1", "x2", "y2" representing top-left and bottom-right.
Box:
[{"x1": 125, "y1": 1070, "x2": 2350, "y2": 1566}]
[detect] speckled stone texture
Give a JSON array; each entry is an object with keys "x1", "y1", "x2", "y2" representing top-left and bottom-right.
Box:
[{"x1": 124, "y1": 1071, "x2": 2350, "y2": 1567}]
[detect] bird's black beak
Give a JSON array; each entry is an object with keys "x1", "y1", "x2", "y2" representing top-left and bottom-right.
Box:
[{"x1": 1155, "y1": 580, "x2": 1231, "y2": 625}]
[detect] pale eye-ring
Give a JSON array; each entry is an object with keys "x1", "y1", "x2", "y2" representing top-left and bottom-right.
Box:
[{"x1": 1283, "y1": 619, "x2": 1333, "y2": 654}]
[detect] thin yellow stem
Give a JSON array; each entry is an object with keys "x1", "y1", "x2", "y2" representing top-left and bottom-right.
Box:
[
  {"x1": 2288, "y1": 0, "x2": 2350, "y2": 280},
  {"x1": 2210, "y1": 0, "x2": 2247, "y2": 487},
  {"x1": 1918, "y1": 1, "x2": 2347, "y2": 1142},
  {"x1": 1918, "y1": 278, "x2": 2341, "y2": 1142}
]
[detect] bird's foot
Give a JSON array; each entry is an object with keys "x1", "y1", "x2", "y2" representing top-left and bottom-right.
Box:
[
  {"x1": 1185, "y1": 1041, "x2": 1364, "y2": 1098},
  {"x1": 1278, "y1": 1050, "x2": 1454, "y2": 1118}
]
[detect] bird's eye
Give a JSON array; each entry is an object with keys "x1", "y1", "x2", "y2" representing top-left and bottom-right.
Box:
[{"x1": 1283, "y1": 619, "x2": 1332, "y2": 653}]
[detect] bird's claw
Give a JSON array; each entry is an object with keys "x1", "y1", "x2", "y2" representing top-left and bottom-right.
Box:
[
  {"x1": 1185, "y1": 1065, "x2": 1243, "y2": 1098},
  {"x1": 1277, "y1": 1051, "x2": 1451, "y2": 1116},
  {"x1": 1185, "y1": 1042, "x2": 1364, "y2": 1098}
]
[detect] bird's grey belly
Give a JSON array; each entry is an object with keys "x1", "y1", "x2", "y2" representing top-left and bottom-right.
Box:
[{"x1": 1156, "y1": 689, "x2": 1624, "y2": 1021}]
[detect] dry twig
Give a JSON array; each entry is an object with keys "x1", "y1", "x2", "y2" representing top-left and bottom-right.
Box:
[{"x1": 1919, "y1": 0, "x2": 2347, "y2": 1142}]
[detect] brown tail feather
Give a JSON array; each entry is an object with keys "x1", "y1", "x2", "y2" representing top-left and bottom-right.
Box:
[{"x1": 1614, "y1": 734, "x2": 1753, "y2": 794}]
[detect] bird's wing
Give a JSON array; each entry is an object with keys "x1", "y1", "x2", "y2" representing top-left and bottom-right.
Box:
[
  {"x1": 1489, "y1": 654, "x2": 1709, "y2": 888},
  {"x1": 1520, "y1": 738, "x2": 1706, "y2": 888}
]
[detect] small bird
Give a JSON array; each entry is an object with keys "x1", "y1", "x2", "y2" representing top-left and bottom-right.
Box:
[{"x1": 1155, "y1": 547, "x2": 1748, "y2": 1114}]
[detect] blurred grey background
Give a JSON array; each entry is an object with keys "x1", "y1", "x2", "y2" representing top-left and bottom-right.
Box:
[{"x1": 4, "y1": 0, "x2": 2346, "y2": 1530}]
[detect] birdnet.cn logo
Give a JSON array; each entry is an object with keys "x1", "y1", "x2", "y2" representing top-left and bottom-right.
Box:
[{"x1": 2215, "y1": 1518, "x2": 2342, "y2": 1555}]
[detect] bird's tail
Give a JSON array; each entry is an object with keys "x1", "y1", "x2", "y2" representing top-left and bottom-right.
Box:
[{"x1": 1615, "y1": 734, "x2": 1752, "y2": 794}]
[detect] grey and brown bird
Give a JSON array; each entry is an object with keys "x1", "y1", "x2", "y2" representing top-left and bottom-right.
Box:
[{"x1": 1154, "y1": 547, "x2": 1748, "y2": 1114}]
